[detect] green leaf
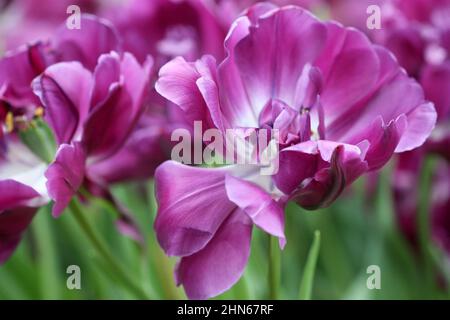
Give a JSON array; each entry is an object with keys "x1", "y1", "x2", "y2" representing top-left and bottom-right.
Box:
[
  {"x1": 299, "y1": 230, "x2": 321, "y2": 300},
  {"x1": 18, "y1": 118, "x2": 56, "y2": 164}
]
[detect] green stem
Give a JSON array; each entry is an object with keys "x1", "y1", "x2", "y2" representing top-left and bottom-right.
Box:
[
  {"x1": 418, "y1": 156, "x2": 437, "y2": 292},
  {"x1": 268, "y1": 236, "x2": 281, "y2": 299},
  {"x1": 69, "y1": 200, "x2": 150, "y2": 299},
  {"x1": 299, "y1": 230, "x2": 321, "y2": 300},
  {"x1": 233, "y1": 272, "x2": 252, "y2": 300},
  {"x1": 32, "y1": 206, "x2": 61, "y2": 299}
]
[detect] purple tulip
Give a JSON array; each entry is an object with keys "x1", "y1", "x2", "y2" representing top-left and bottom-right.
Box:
[
  {"x1": 206, "y1": 0, "x2": 323, "y2": 28},
  {"x1": 394, "y1": 150, "x2": 450, "y2": 256},
  {"x1": 329, "y1": 0, "x2": 450, "y2": 122},
  {"x1": 0, "y1": 135, "x2": 48, "y2": 264},
  {"x1": 0, "y1": 14, "x2": 123, "y2": 262},
  {"x1": 0, "y1": 15, "x2": 121, "y2": 115},
  {"x1": 32, "y1": 51, "x2": 153, "y2": 217},
  {"x1": 154, "y1": 161, "x2": 285, "y2": 299},
  {"x1": 1, "y1": 0, "x2": 102, "y2": 50},
  {"x1": 104, "y1": 0, "x2": 226, "y2": 64},
  {"x1": 153, "y1": 5, "x2": 436, "y2": 299}
]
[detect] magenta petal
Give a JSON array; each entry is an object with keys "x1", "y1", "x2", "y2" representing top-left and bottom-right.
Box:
[
  {"x1": 90, "y1": 53, "x2": 122, "y2": 108},
  {"x1": 51, "y1": 14, "x2": 122, "y2": 71},
  {"x1": 0, "y1": 42, "x2": 51, "y2": 107},
  {"x1": 0, "y1": 180, "x2": 40, "y2": 210},
  {"x1": 319, "y1": 28, "x2": 379, "y2": 124},
  {"x1": 225, "y1": 175, "x2": 285, "y2": 246},
  {"x1": 155, "y1": 56, "x2": 215, "y2": 128},
  {"x1": 175, "y1": 209, "x2": 252, "y2": 300},
  {"x1": 274, "y1": 141, "x2": 319, "y2": 195},
  {"x1": 421, "y1": 62, "x2": 450, "y2": 121},
  {"x1": 395, "y1": 102, "x2": 437, "y2": 152},
  {"x1": 45, "y1": 143, "x2": 86, "y2": 217},
  {"x1": 291, "y1": 142, "x2": 369, "y2": 210},
  {"x1": 32, "y1": 62, "x2": 93, "y2": 145},
  {"x1": 233, "y1": 7, "x2": 326, "y2": 115},
  {"x1": 154, "y1": 161, "x2": 236, "y2": 257},
  {"x1": 348, "y1": 116, "x2": 407, "y2": 171},
  {"x1": 82, "y1": 83, "x2": 131, "y2": 158},
  {"x1": 0, "y1": 180, "x2": 40, "y2": 264},
  {"x1": 0, "y1": 206, "x2": 37, "y2": 264},
  {"x1": 87, "y1": 125, "x2": 167, "y2": 184},
  {"x1": 217, "y1": 16, "x2": 255, "y2": 128},
  {"x1": 82, "y1": 53, "x2": 152, "y2": 160}
]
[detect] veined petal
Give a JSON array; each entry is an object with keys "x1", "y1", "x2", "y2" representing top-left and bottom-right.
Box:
[
  {"x1": 51, "y1": 14, "x2": 122, "y2": 71},
  {"x1": 292, "y1": 142, "x2": 368, "y2": 209},
  {"x1": 274, "y1": 141, "x2": 319, "y2": 195},
  {"x1": 175, "y1": 209, "x2": 252, "y2": 300},
  {"x1": 421, "y1": 62, "x2": 450, "y2": 121},
  {"x1": 155, "y1": 56, "x2": 216, "y2": 129},
  {"x1": 0, "y1": 42, "x2": 51, "y2": 107},
  {"x1": 0, "y1": 180, "x2": 40, "y2": 211},
  {"x1": 0, "y1": 180, "x2": 41, "y2": 264},
  {"x1": 225, "y1": 174, "x2": 286, "y2": 247},
  {"x1": 82, "y1": 52, "x2": 152, "y2": 160},
  {"x1": 32, "y1": 62, "x2": 93, "y2": 145},
  {"x1": 0, "y1": 206, "x2": 37, "y2": 264},
  {"x1": 45, "y1": 143, "x2": 86, "y2": 217},
  {"x1": 154, "y1": 161, "x2": 236, "y2": 257},
  {"x1": 87, "y1": 125, "x2": 167, "y2": 184},
  {"x1": 231, "y1": 7, "x2": 326, "y2": 121}
]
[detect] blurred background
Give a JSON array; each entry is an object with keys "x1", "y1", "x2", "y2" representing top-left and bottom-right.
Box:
[{"x1": 0, "y1": 0, "x2": 449, "y2": 300}]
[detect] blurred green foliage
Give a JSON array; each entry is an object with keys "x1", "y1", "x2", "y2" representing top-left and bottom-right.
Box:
[{"x1": 1, "y1": 165, "x2": 449, "y2": 300}]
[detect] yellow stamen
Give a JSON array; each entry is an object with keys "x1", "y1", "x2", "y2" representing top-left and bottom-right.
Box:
[
  {"x1": 5, "y1": 111, "x2": 14, "y2": 133},
  {"x1": 34, "y1": 107, "x2": 44, "y2": 118}
]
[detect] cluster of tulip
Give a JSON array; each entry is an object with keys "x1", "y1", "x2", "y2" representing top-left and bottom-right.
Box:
[{"x1": 0, "y1": 0, "x2": 448, "y2": 300}]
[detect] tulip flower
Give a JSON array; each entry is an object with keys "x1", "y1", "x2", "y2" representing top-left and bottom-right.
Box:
[
  {"x1": 394, "y1": 150, "x2": 450, "y2": 256},
  {"x1": 32, "y1": 51, "x2": 152, "y2": 217},
  {"x1": 154, "y1": 4, "x2": 436, "y2": 299},
  {"x1": 0, "y1": 135, "x2": 49, "y2": 264},
  {"x1": 0, "y1": 0, "x2": 102, "y2": 50},
  {"x1": 329, "y1": 0, "x2": 450, "y2": 122},
  {"x1": 0, "y1": 14, "x2": 121, "y2": 114},
  {"x1": 104, "y1": 0, "x2": 226, "y2": 64},
  {"x1": 0, "y1": 14, "x2": 122, "y2": 263}
]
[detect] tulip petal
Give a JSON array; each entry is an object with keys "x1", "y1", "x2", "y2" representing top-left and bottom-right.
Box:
[
  {"x1": 0, "y1": 180, "x2": 41, "y2": 264},
  {"x1": 52, "y1": 14, "x2": 122, "y2": 71},
  {"x1": 32, "y1": 62, "x2": 93, "y2": 145},
  {"x1": 232, "y1": 7, "x2": 326, "y2": 119},
  {"x1": 83, "y1": 53, "x2": 152, "y2": 160},
  {"x1": 87, "y1": 125, "x2": 167, "y2": 184},
  {"x1": 0, "y1": 180, "x2": 40, "y2": 211},
  {"x1": 154, "y1": 161, "x2": 236, "y2": 257},
  {"x1": 0, "y1": 42, "x2": 51, "y2": 107},
  {"x1": 0, "y1": 206, "x2": 37, "y2": 264},
  {"x1": 155, "y1": 56, "x2": 215, "y2": 128},
  {"x1": 175, "y1": 209, "x2": 252, "y2": 300},
  {"x1": 45, "y1": 143, "x2": 86, "y2": 217},
  {"x1": 293, "y1": 143, "x2": 368, "y2": 209},
  {"x1": 225, "y1": 174, "x2": 285, "y2": 247},
  {"x1": 274, "y1": 141, "x2": 319, "y2": 195},
  {"x1": 421, "y1": 62, "x2": 450, "y2": 121}
]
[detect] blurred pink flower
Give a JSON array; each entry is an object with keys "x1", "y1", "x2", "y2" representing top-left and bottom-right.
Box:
[
  {"x1": 104, "y1": 0, "x2": 226, "y2": 64},
  {"x1": 33, "y1": 51, "x2": 152, "y2": 217},
  {"x1": 394, "y1": 150, "x2": 450, "y2": 256},
  {"x1": 0, "y1": 0, "x2": 102, "y2": 50}
]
